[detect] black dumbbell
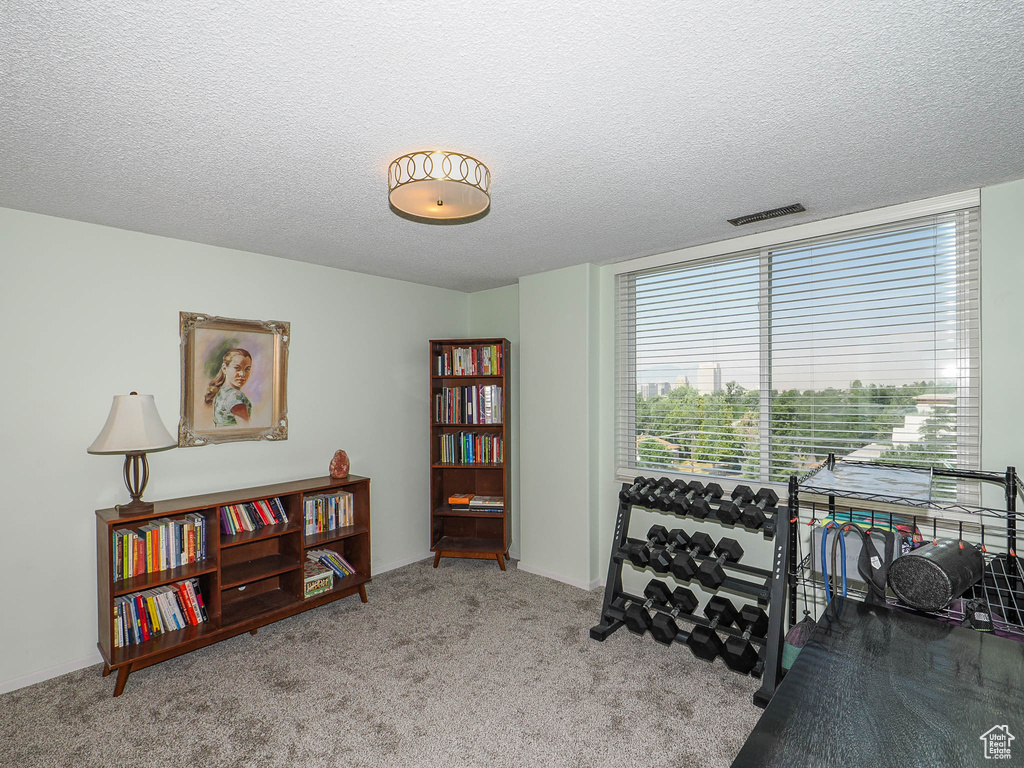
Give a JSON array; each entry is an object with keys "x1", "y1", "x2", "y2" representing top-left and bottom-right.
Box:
[
  {"x1": 641, "y1": 477, "x2": 674, "y2": 508},
  {"x1": 722, "y1": 605, "x2": 769, "y2": 674},
  {"x1": 740, "y1": 488, "x2": 779, "y2": 530},
  {"x1": 624, "y1": 477, "x2": 659, "y2": 505},
  {"x1": 649, "y1": 587, "x2": 699, "y2": 645},
  {"x1": 715, "y1": 485, "x2": 755, "y2": 525},
  {"x1": 696, "y1": 538, "x2": 745, "y2": 589},
  {"x1": 618, "y1": 477, "x2": 649, "y2": 504},
  {"x1": 661, "y1": 480, "x2": 706, "y2": 515},
  {"x1": 687, "y1": 482, "x2": 724, "y2": 519},
  {"x1": 650, "y1": 529, "x2": 690, "y2": 574},
  {"x1": 686, "y1": 596, "x2": 738, "y2": 661},
  {"x1": 656, "y1": 479, "x2": 690, "y2": 512},
  {"x1": 668, "y1": 531, "x2": 716, "y2": 582},
  {"x1": 626, "y1": 524, "x2": 669, "y2": 568},
  {"x1": 623, "y1": 579, "x2": 673, "y2": 635}
]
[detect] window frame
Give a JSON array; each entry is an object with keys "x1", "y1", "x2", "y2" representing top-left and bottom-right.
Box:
[{"x1": 614, "y1": 190, "x2": 981, "y2": 485}]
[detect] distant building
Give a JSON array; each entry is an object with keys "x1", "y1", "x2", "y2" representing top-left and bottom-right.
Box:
[
  {"x1": 639, "y1": 382, "x2": 671, "y2": 399},
  {"x1": 675, "y1": 375, "x2": 689, "y2": 390},
  {"x1": 697, "y1": 363, "x2": 721, "y2": 394}
]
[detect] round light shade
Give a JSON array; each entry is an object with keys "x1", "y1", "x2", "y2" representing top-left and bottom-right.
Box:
[
  {"x1": 388, "y1": 151, "x2": 490, "y2": 220},
  {"x1": 87, "y1": 393, "x2": 177, "y2": 454}
]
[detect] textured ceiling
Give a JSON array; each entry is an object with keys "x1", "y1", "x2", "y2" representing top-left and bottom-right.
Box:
[{"x1": 3, "y1": 2, "x2": 1024, "y2": 292}]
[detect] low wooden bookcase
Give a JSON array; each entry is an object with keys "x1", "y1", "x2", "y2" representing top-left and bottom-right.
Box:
[{"x1": 96, "y1": 475, "x2": 370, "y2": 696}]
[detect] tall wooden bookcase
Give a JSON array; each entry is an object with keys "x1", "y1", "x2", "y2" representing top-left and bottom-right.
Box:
[
  {"x1": 429, "y1": 338, "x2": 511, "y2": 569},
  {"x1": 96, "y1": 474, "x2": 370, "y2": 696}
]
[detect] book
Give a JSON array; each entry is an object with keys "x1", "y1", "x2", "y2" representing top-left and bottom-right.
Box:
[
  {"x1": 303, "y1": 560, "x2": 334, "y2": 598},
  {"x1": 468, "y1": 495, "x2": 504, "y2": 508},
  {"x1": 448, "y1": 493, "x2": 474, "y2": 505}
]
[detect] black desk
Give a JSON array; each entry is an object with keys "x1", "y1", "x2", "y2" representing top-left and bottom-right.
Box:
[{"x1": 732, "y1": 600, "x2": 1024, "y2": 767}]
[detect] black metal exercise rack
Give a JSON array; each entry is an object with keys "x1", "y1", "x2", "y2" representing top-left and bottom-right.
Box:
[
  {"x1": 590, "y1": 479, "x2": 793, "y2": 708},
  {"x1": 788, "y1": 454, "x2": 1024, "y2": 640}
]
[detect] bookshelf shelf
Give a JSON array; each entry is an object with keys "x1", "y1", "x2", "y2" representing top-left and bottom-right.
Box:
[
  {"x1": 97, "y1": 474, "x2": 371, "y2": 696},
  {"x1": 433, "y1": 506, "x2": 504, "y2": 518},
  {"x1": 220, "y1": 554, "x2": 299, "y2": 589},
  {"x1": 220, "y1": 521, "x2": 300, "y2": 548},
  {"x1": 107, "y1": 621, "x2": 219, "y2": 666},
  {"x1": 304, "y1": 525, "x2": 369, "y2": 548},
  {"x1": 112, "y1": 560, "x2": 219, "y2": 597},
  {"x1": 429, "y1": 338, "x2": 512, "y2": 570},
  {"x1": 221, "y1": 588, "x2": 300, "y2": 626},
  {"x1": 433, "y1": 535, "x2": 505, "y2": 554}
]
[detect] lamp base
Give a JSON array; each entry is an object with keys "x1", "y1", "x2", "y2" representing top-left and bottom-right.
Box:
[
  {"x1": 117, "y1": 452, "x2": 154, "y2": 517},
  {"x1": 116, "y1": 499, "x2": 156, "y2": 518}
]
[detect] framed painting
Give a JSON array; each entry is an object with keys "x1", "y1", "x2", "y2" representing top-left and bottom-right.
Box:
[{"x1": 178, "y1": 312, "x2": 290, "y2": 446}]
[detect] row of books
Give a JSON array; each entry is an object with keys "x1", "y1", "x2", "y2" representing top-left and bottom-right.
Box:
[
  {"x1": 308, "y1": 549, "x2": 359, "y2": 578},
  {"x1": 304, "y1": 491, "x2": 354, "y2": 536},
  {"x1": 434, "y1": 385, "x2": 503, "y2": 425},
  {"x1": 438, "y1": 432, "x2": 503, "y2": 465},
  {"x1": 112, "y1": 578, "x2": 208, "y2": 648},
  {"x1": 448, "y1": 494, "x2": 505, "y2": 511},
  {"x1": 219, "y1": 497, "x2": 288, "y2": 535},
  {"x1": 113, "y1": 514, "x2": 207, "y2": 582},
  {"x1": 436, "y1": 344, "x2": 504, "y2": 376}
]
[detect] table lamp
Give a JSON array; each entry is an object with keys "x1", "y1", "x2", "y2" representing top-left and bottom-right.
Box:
[{"x1": 88, "y1": 392, "x2": 177, "y2": 516}]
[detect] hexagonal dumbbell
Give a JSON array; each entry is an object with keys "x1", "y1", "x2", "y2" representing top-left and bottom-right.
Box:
[
  {"x1": 649, "y1": 587, "x2": 699, "y2": 646},
  {"x1": 668, "y1": 532, "x2": 716, "y2": 582},
  {"x1": 623, "y1": 579, "x2": 673, "y2": 635},
  {"x1": 696, "y1": 538, "x2": 745, "y2": 589},
  {"x1": 715, "y1": 485, "x2": 755, "y2": 525},
  {"x1": 650, "y1": 529, "x2": 690, "y2": 574},
  {"x1": 656, "y1": 479, "x2": 690, "y2": 513},
  {"x1": 722, "y1": 605, "x2": 769, "y2": 674},
  {"x1": 685, "y1": 596, "x2": 738, "y2": 661},
  {"x1": 618, "y1": 476, "x2": 649, "y2": 504},
  {"x1": 624, "y1": 477, "x2": 659, "y2": 506},
  {"x1": 687, "y1": 482, "x2": 724, "y2": 519},
  {"x1": 626, "y1": 525, "x2": 670, "y2": 568},
  {"x1": 640, "y1": 477, "x2": 674, "y2": 508},
  {"x1": 740, "y1": 488, "x2": 779, "y2": 530}
]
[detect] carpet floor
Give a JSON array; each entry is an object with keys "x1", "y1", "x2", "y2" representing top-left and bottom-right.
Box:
[{"x1": 0, "y1": 558, "x2": 762, "y2": 767}]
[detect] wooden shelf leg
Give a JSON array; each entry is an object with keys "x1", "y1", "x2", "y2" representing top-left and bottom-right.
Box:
[
  {"x1": 112, "y1": 664, "x2": 132, "y2": 697},
  {"x1": 433, "y1": 551, "x2": 442, "y2": 568},
  {"x1": 358, "y1": 583, "x2": 368, "y2": 603},
  {"x1": 250, "y1": 628, "x2": 258, "y2": 635},
  {"x1": 102, "y1": 663, "x2": 112, "y2": 678},
  {"x1": 496, "y1": 553, "x2": 506, "y2": 571}
]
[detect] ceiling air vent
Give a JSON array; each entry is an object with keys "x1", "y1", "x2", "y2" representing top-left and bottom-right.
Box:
[{"x1": 728, "y1": 203, "x2": 806, "y2": 227}]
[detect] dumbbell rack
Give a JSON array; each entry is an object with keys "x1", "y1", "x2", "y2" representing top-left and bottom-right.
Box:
[{"x1": 590, "y1": 479, "x2": 793, "y2": 708}]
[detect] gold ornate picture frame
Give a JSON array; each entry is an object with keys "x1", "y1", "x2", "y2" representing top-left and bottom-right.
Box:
[{"x1": 178, "y1": 312, "x2": 289, "y2": 447}]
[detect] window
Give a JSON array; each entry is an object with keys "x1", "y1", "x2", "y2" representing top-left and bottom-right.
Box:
[{"x1": 616, "y1": 208, "x2": 980, "y2": 486}]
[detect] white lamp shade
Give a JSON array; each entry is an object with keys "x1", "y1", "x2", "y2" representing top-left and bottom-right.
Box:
[{"x1": 87, "y1": 393, "x2": 177, "y2": 454}]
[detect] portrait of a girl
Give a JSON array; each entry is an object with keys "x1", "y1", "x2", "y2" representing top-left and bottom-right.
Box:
[{"x1": 204, "y1": 348, "x2": 254, "y2": 427}]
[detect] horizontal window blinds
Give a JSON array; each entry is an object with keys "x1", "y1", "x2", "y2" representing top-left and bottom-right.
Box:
[{"x1": 616, "y1": 208, "x2": 980, "y2": 490}]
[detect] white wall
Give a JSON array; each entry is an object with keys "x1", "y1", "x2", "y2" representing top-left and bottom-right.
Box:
[
  {"x1": 467, "y1": 285, "x2": 520, "y2": 557},
  {"x1": 980, "y1": 179, "x2": 1024, "y2": 476},
  {"x1": 518, "y1": 264, "x2": 602, "y2": 589},
  {"x1": 0, "y1": 207, "x2": 468, "y2": 691}
]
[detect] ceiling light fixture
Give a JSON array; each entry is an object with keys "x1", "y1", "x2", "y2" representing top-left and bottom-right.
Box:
[{"x1": 388, "y1": 150, "x2": 490, "y2": 222}]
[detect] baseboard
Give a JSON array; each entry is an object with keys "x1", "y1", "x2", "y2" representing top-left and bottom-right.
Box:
[
  {"x1": 372, "y1": 551, "x2": 433, "y2": 574},
  {"x1": 0, "y1": 651, "x2": 103, "y2": 695},
  {"x1": 517, "y1": 561, "x2": 602, "y2": 591},
  {"x1": 509, "y1": 548, "x2": 521, "y2": 561}
]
